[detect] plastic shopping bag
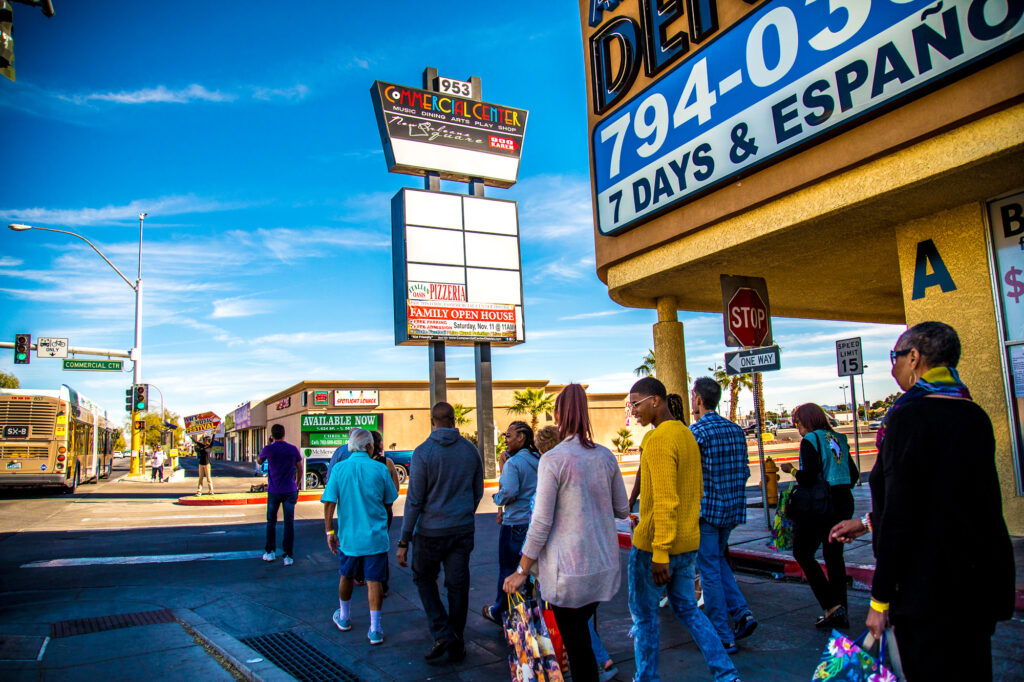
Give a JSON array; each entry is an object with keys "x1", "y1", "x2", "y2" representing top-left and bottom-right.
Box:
[
  {"x1": 812, "y1": 629, "x2": 900, "y2": 681},
  {"x1": 541, "y1": 605, "x2": 569, "y2": 675},
  {"x1": 503, "y1": 593, "x2": 565, "y2": 682}
]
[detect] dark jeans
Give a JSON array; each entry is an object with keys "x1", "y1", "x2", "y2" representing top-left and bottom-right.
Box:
[
  {"x1": 412, "y1": 532, "x2": 474, "y2": 642},
  {"x1": 265, "y1": 491, "x2": 298, "y2": 557},
  {"x1": 549, "y1": 602, "x2": 599, "y2": 682},
  {"x1": 792, "y1": 487, "x2": 854, "y2": 611},
  {"x1": 491, "y1": 523, "x2": 531, "y2": 619}
]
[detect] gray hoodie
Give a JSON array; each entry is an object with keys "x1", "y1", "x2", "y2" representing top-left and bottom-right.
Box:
[{"x1": 400, "y1": 427, "x2": 484, "y2": 542}]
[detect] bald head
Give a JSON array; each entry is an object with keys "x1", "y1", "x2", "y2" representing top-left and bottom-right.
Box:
[{"x1": 431, "y1": 401, "x2": 455, "y2": 428}]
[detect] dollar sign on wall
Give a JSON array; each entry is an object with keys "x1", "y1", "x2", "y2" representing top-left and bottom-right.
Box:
[{"x1": 1004, "y1": 267, "x2": 1024, "y2": 304}]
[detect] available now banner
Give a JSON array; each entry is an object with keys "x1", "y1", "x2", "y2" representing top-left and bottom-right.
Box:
[{"x1": 407, "y1": 300, "x2": 516, "y2": 341}]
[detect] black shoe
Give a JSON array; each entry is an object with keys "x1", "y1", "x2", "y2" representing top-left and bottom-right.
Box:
[
  {"x1": 424, "y1": 638, "x2": 453, "y2": 663},
  {"x1": 447, "y1": 640, "x2": 466, "y2": 664},
  {"x1": 815, "y1": 606, "x2": 848, "y2": 630},
  {"x1": 733, "y1": 613, "x2": 758, "y2": 641}
]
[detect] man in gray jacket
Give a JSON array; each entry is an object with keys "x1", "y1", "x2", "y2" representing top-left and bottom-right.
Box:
[{"x1": 396, "y1": 402, "x2": 483, "y2": 665}]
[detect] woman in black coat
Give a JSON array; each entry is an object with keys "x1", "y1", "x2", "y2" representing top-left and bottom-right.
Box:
[{"x1": 830, "y1": 321, "x2": 1014, "y2": 680}]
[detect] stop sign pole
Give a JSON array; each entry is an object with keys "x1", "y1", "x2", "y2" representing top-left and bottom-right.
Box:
[{"x1": 721, "y1": 275, "x2": 774, "y2": 529}]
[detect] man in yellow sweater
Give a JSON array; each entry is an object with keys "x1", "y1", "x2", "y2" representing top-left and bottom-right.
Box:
[{"x1": 628, "y1": 377, "x2": 740, "y2": 682}]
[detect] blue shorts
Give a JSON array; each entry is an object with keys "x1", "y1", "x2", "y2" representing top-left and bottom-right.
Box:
[{"x1": 338, "y1": 551, "x2": 388, "y2": 582}]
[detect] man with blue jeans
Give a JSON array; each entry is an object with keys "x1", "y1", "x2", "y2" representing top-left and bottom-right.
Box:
[
  {"x1": 628, "y1": 377, "x2": 740, "y2": 682},
  {"x1": 690, "y1": 378, "x2": 758, "y2": 651},
  {"x1": 321, "y1": 428, "x2": 398, "y2": 644},
  {"x1": 258, "y1": 423, "x2": 301, "y2": 566}
]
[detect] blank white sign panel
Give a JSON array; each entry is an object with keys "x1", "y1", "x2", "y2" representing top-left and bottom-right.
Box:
[
  {"x1": 405, "y1": 191, "x2": 463, "y2": 229},
  {"x1": 406, "y1": 226, "x2": 465, "y2": 266},
  {"x1": 464, "y1": 232, "x2": 519, "y2": 270},
  {"x1": 466, "y1": 268, "x2": 522, "y2": 305},
  {"x1": 406, "y1": 263, "x2": 466, "y2": 284},
  {"x1": 463, "y1": 197, "x2": 518, "y2": 235}
]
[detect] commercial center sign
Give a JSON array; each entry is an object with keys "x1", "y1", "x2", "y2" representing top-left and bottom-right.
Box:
[
  {"x1": 371, "y1": 81, "x2": 529, "y2": 188},
  {"x1": 588, "y1": 0, "x2": 1024, "y2": 235}
]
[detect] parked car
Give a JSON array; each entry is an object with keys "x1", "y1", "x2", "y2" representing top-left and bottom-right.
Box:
[
  {"x1": 743, "y1": 422, "x2": 778, "y2": 436},
  {"x1": 112, "y1": 450, "x2": 127, "y2": 459},
  {"x1": 868, "y1": 418, "x2": 883, "y2": 430},
  {"x1": 303, "y1": 449, "x2": 414, "y2": 489}
]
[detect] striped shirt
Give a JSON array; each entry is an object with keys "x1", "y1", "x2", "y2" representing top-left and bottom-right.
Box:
[{"x1": 689, "y1": 411, "x2": 750, "y2": 527}]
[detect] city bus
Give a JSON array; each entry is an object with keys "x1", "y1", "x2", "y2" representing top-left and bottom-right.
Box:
[{"x1": 0, "y1": 385, "x2": 117, "y2": 492}]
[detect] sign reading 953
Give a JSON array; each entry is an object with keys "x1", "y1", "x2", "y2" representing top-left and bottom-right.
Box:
[{"x1": 591, "y1": 0, "x2": 1023, "y2": 235}]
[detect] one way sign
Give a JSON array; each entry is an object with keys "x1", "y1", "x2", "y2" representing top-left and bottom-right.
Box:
[{"x1": 725, "y1": 345, "x2": 782, "y2": 376}]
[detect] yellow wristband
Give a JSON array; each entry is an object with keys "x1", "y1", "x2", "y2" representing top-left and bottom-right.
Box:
[
  {"x1": 326, "y1": 530, "x2": 336, "y2": 535},
  {"x1": 870, "y1": 599, "x2": 889, "y2": 612}
]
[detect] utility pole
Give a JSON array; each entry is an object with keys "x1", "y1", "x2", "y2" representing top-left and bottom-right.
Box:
[{"x1": 130, "y1": 212, "x2": 146, "y2": 475}]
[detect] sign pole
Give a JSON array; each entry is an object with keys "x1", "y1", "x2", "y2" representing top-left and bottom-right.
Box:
[
  {"x1": 752, "y1": 370, "x2": 771, "y2": 530},
  {"x1": 849, "y1": 379, "x2": 861, "y2": 482}
]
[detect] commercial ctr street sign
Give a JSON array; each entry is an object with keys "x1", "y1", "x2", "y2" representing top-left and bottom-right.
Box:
[
  {"x1": 589, "y1": 0, "x2": 1024, "y2": 235},
  {"x1": 62, "y1": 359, "x2": 122, "y2": 371},
  {"x1": 725, "y1": 345, "x2": 781, "y2": 376},
  {"x1": 371, "y1": 81, "x2": 529, "y2": 188}
]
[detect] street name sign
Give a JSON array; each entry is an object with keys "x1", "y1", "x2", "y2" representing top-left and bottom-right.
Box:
[
  {"x1": 62, "y1": 359, "x2": 122, "y2": 371},
  {"x1": 37, "y1": 337, "x2": 68, "y2": 358},
  {"x1": 725, "y1": 345, "x2": 781, "y2": 376},
  {"x1": 721, "y1": 275, "x2": 773, "y2": 347},
  {"x1": 836, "y1": 337, "x2": 864, "y2": 376}
]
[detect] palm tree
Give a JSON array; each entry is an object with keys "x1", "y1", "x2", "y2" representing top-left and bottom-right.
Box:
[
  {"x1": 611, "y1": 428, "x2": 634, "y2": 453},
  {"x1": 707, "y1": 365, "x2": 753, "y2": 422},
  {"x1": 453, "y1": 403, "x2": 473, "y2": 428},
  {"x1": 506, "y1": 388, "x2": 556, "y2": 432},
  {"x1": 634, "y1": 349, "x2": 656, "y2": 377}
]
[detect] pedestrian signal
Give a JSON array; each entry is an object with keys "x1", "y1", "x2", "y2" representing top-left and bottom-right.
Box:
[
  {"x1": 134, "y1": 420, "x2": 145, "y2": 431},
  {"x1": 133, "y1": 384, "x2": 148, "y2": 411},
  {"x1": 13, "y1": 333, "x2": 30, "y2": 364}
]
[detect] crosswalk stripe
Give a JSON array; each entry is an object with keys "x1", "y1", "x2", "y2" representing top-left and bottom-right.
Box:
[
  {"x1": 22, "y1": 550, "x2": 264, "y2": 568},
  {"x1": 80, "y1": 513, "x2": 246, "y2": 522}
]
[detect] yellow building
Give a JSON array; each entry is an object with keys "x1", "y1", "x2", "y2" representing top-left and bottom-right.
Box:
[
  {"x1": 578, "y1": 1, "x2": 1024, "y2": 531},
  {"x1": 256, "y1": 380, "x2": 636, "y2": 461}
]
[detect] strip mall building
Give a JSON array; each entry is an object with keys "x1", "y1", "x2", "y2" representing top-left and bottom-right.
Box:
[
  {"x1": 579, "y1": 0, "x2": 1023, "y2": 532},
  {"x1": 224, "y1": 380, "x2": 633, "y2": 462}
]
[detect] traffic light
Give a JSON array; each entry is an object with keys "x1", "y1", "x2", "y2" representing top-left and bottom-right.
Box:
[
  {"x1": 133, "y1": 384, "x2": 148, "y2": 411},
  {"x1": 125, "y1": 387, "x2": 133, "y2": 412},
  {"x1": 13, "y1": 333, "x2": 30, "y2": 364}
]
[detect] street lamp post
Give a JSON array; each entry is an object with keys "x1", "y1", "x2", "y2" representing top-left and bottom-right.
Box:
[
  {"x1": 9, "y1": 213, "x2": 146, "y2": 472},
  {"x1": 839, "y1": 384, "x2": 848, "y2": 415},
  {"x1": 860, "y1": 366, "x2": 869, "y2": 422}
]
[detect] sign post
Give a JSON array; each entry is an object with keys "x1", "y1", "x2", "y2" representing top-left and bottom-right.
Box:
[{"x1": 836, "y1": 337, "x2": 864, "y2": 480}]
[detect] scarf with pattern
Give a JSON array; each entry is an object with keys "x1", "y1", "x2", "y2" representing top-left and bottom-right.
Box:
[{"x1": 875, "y1": 366, "x2": 971, "y2": 449}]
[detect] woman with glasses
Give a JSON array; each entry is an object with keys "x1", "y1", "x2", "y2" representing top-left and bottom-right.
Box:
[
  {"x1": 503, "y1": 384, "x2": 629, "y2": 682},
  {"x1": 830, "y1": 322, "x2": 1013, "y2": 680},
  {"x1": 779, "y1": 403, "x2": 858, "y2": 630},
  {"x1": 482, "y1": 420, "x2": 541, "y2": 626}
]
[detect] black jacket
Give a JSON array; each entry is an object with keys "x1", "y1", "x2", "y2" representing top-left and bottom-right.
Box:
[{"x1": 870, "y1": 397, "x2": 1014, "y2": 623}]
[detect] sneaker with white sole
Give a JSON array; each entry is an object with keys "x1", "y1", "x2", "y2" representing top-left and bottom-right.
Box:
[
  {"x1": 262, "y1": 551, "x2": 276, "y2": 562},
  {"x1": 283, "y1": 556, "x2": 294, "y2": 566},
  {"x1": 368, "y1": 629, "x2": 384, "y2": 645},
  {"x1": 332, "y1": 609, "x2": 351, "y2": 632},
  {"x1": 658, "y1": 593, "x2": 669, "y2": 608}
]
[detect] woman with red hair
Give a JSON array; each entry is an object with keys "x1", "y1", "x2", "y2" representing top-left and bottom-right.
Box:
[{"x1": 503, "y1": 384, "x2": 629, "y2": 682}]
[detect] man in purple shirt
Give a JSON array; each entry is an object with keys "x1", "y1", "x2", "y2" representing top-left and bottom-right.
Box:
[{"x1": 258, "y1": 423, "x2": 301, "y2": 566}]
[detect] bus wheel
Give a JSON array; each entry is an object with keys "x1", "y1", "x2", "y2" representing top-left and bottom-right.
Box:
[{"x1": 64, "y1": 465, "x2": 80, "y2": 494}]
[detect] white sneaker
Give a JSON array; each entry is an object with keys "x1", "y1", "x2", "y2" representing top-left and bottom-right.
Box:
[
  {"x1": 697, "y1": 592, "x2": 705, "y2": 609},
  {"x1": 659, "y1": 593, "x2": 669, "y2": 608},
  {"x1": 283, "y1": 556, "x2": 294, "y2": 566},
  {"x1": 262, "y1": 551, "x2": 275, "y2": 562}
]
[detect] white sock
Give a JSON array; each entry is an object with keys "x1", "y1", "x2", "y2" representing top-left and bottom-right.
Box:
[
  {"x1": 338, "y1": 599, "x2": 350, "y2": 620},
  {"x1": 369, "y1": 610, "x2": 381, "y2": 632}
]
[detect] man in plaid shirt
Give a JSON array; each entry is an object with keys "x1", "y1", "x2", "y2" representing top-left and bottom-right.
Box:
[{"x1": 689, "y1": 377, "x2": 757, "y2": 652}]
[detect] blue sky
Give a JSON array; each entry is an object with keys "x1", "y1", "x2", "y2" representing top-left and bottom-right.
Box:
[{"x1": 0, "y1": 1, "x2": 904, "y2": 423}]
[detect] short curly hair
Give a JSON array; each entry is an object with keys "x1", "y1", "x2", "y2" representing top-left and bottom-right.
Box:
[
  {"x1": 534, "y1": 425, "x2": 560, "y2": 454},
  {"x1": 896, "y1": 321, "x2": 961, "y2": 368}
]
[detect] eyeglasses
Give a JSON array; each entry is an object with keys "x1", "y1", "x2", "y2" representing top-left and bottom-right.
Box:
[
  {"x1": 629, "y1": 395, "x2": 654, "y2": 411},
  {"x1": 889, "y1": 348, "x2": 911, "y2": 365}
]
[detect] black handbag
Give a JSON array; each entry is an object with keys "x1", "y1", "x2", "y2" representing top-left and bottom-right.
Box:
[{"x1": 789, "y1": 478, "x2": 832, "y2": 519}]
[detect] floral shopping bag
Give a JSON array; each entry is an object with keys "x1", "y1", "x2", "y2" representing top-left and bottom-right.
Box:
[
  {"x1": 504, "y1": 593, "x2": 565, "y2": 682},
  {"x1": 812, "y1": 629, "x2": 900, "y2": 682},
  {"x1": 768, "y1": 486, "x2": 795, "y2": 552}
]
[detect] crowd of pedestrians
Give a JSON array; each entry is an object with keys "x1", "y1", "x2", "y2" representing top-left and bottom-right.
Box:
[{"x1": 241, "y1": 320, "x2": 1013, "y2": 681}]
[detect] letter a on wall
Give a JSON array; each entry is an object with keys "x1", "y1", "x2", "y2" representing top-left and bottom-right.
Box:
[{"x1": 912, "y1": 239, "x2": 957, "y2": 300}]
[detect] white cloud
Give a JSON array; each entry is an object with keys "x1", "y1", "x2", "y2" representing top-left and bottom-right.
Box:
[
  {"x1": 0, "y1": 256, "x2": 23, "y2": 267},
  {"x1": 65, "y1": 84, "x2": 236, "y2": 105},
  {"x1": 252, "y1": 84, "x2": 310, "y2": 101},
  {"x1": 559, "y1": 310, "x2": 627, "y2": 321},
  {"x1": 531, "y1": 255, "x2": 597, "y2": 282},
  {"x1": 511, "y1": 175, "x2": 595, "y2": 240},
  {"x1": 0, "y1": 194, "x2": 248, "y2": 227},
  {"x1": 250, "y1": 330, "x2": 392, "y2": 346},
  {"x1": 211, "y1": 296, "x2": 268, "y2": 319}
]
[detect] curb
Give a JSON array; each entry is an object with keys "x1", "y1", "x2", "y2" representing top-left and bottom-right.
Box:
[{"x1": 173, "y1": 608, "x2": 291, "y2": 682}]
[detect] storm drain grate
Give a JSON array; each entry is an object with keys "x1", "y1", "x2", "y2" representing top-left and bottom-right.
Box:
[
  {"x1": 50, "y1": 608, "x2": 176, "y2": 638},
  {"x1": 240, "y1": 631, "x2": 362, "y2": 682}
]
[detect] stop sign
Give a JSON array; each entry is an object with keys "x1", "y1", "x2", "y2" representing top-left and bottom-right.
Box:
[{"x1": 727, "y1": 288, "x2": 770, "y2": 347}]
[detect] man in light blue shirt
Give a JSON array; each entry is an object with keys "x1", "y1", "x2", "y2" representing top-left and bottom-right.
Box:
[{"x1": 321, "y1": 428, "x2": 398, "y2": 645}]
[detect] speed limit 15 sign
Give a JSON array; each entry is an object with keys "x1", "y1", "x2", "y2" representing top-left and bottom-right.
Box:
[{"x1": 836, "y1": 337, "x2": 863, "y2": 377}]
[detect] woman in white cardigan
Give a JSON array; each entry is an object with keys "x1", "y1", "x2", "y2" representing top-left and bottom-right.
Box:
[{"x1": 504, "y1": 383, "x2": 629, "y2": 682}]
